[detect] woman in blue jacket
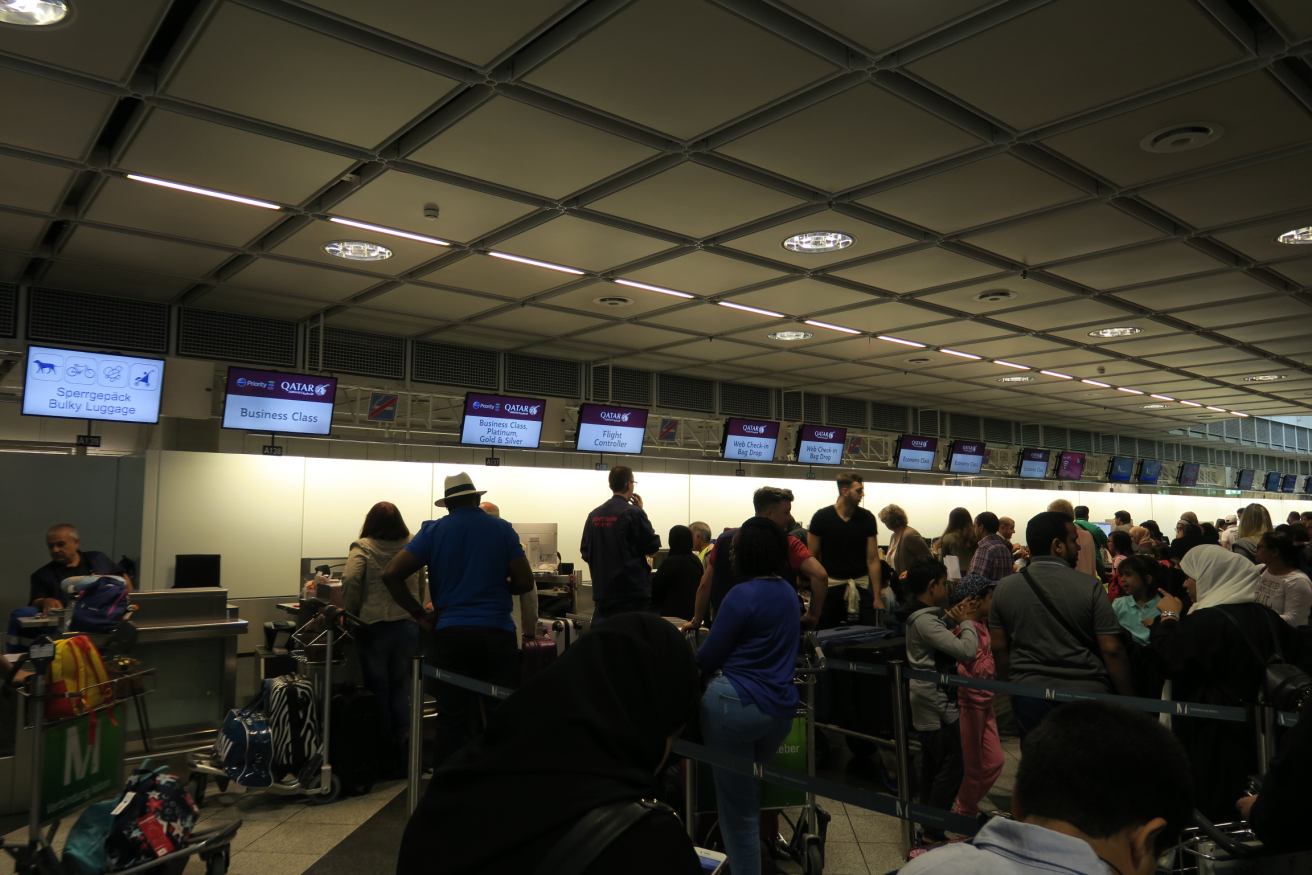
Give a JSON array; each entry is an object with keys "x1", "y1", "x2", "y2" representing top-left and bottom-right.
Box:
[{"x1": 697, "y1": 516, "x2": 801, "y2": 875}]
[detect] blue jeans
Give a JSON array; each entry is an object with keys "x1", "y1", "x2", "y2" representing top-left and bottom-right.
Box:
[
  {"x1": 357, "y1": 619, "x2": 420, "y2": 766},
  {"x1": 700, "y1": 675, "x2": 794, "y2": 875}
]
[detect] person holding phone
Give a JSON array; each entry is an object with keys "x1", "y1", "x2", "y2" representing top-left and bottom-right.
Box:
[{"x1": 580, "y1": 465, "x2": 661, "y2": 622}]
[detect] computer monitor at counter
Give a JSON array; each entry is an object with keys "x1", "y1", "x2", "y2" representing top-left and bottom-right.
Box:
[{"x1": 511, "y1": 522, "x2": 558, "y2": 570}]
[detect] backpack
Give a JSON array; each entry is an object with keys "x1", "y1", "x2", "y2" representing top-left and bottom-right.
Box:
[
  {"x1": 104, "y1": 762, "x2": 198, "y2": 871},
  {"x1": 6, "y1": 606, "x2": 44, "y2": 654},
  {"x1": 46, "y1": 635, "x2": 113, "y2": 721},
  {"x1": 69, "y1": 576, "x2": 130, "y2": 634},
  {"x1": 265, "y1": 674, "x2": 320, "y2": 779},
  {"x1": 215, "y1": 691, "x2": 274, "y2": 787},
  {"x1": 63, "y1": 799, "x2": 116, "y2": 875}
]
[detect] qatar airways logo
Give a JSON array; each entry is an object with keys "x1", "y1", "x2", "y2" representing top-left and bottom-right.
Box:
[
  {"x1": 599, "y1": 410, "x2": 631, "y2": 423},
  {"x1": 813, "y1": 430, "x2": 836, "y2": 440},
  {"x1": 505, "y1": 403, "x2": 541, "y2": 416},
  {"x1": 909, "y1": 439, "x2": 930, "y2": 449},
  {"x1": 742, "y1": 424, "x2": 768, "y2": 435},
  {"x1": 280, "y1": 381, "x2": 329, "y2": 397}
]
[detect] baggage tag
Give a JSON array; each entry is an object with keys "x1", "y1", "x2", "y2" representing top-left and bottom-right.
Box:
[
  {"x1": 111, "y1": 792, "x2": 135, "y2": 816},
  {"x1": 137, "y1": 814, "x2": 173, "y2": 858}
]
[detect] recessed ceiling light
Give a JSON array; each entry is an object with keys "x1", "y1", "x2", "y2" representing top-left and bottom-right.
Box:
[
  {"x1": 614, "y1": 279, "x2": 693, "y2": 299},
  {"x1": 1040, "y1": 370, "x2": 1073, "y2": 380},
  {"x1": 1088, "y1": 326, "x2": 1142, "y2": 338},
  {"x1": 1243, "y1": 374, "x2": 1287, "y2": 382},
  {"x1": 878, "y1": 335, "x2": 926, "y2": 348},
  {"x1": 324, "y1": 240, "x2": 392, "y2": 261},
  {"x1": 1139, "y1": 403, "x2": 1168, "y2": 409},
  {"x1": 488, "y1": 251, "x2": 585, "y2": 275},
  {"x1": 1276, "y1": 227, "x2": 1312, "y2": 245},
  {"x1": 1081, "y1": 379, "x2": 1111, "y2": 388},
  {"x1": 594, "y1": 295, "x2": 633, "y2": 308},
  {"x1": 782, "y1": 231, "x2": 853, "y2": 254},
  {"x1": 0, "y1": 0, "x2": 67, "y2": 26},
  {"x1": 973, "y1": 289, "x2": 1015, "y2": 303},
  {"x1": 329, "y1": 217, "x2": 449, "y2": 246},
  {"x1": 719, "y1": 301, "x2": 783, "y2": 317},
  {"x1": 769, "y1": 330, "x2": 813, "y2": 341},
  {"x1": 998, "y1": 375, "x2": 1034, "y2": 383},
  {"x1": 126, "y1": 174, "x2": 280, "y2": 210},
  {"x1": 804, "y1": 320, "x2": 861, "y2": 335},
  {"x1": 1139, "y1": 123, "x2": 1224, "y2": 153}
]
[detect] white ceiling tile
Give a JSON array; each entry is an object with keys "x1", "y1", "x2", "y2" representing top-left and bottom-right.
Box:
[
  {"x1": 620, "y1": 250, "x2": 789, "y2": 295},
  {"x1": 830, "y1": 248, "x2": 998, "y2": 293},
  {"x1": 473, "y1": 305, "x2": 610, "y2": 336},
  {"x1": 329, "y1": 169, "x2": 537, "y2": 245},
  {"x1": 495, "y1": 215, "x2": 673, "y2": 272},
  {"x1": 965, "y1": 205, "x2": 1165, "y2": 265},
  {"x1": 366, "y1": 284, "x2": 498, "y2": 322},
  {"x1": 420, "y1": 253, "x2": 576, "y2": 298},
  {"x1": 1047, "y1": 242, "x2": 1227, "y2": 289}
]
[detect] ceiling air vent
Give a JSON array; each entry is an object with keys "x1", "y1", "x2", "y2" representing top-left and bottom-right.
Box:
[
  {"x1": 30, "y1": 287, "x2": 168, "y2": 353},
  {"x1": 720, "y1": 382, "x2": 772, "y2": 419},
  {"x1": 412, "y1": 340, "x2": 497, "y2": 389},
  {"x1": 1043, "y1": 426, "x2": 1068, "y2": 450},
  {"x1": 307, "y1": 326, "x2": 404, "y2": 380},
  {"x1": 916, "y1": 409, "x2": 939, "y2": 436},
  {"x1": 949, "y1": 413, "x2": 981, "y2": 440},
  {"x1": 658, "y1": 374, "x2": 714, "y2": 413},
  {"x1": 0, "y1": 283, "x2": 15, "y2": 337},
  {"x1": 872, "y1": 402, "x2": 909, "y2": 434},
  {"x1": 1070, "y1": 429, "x2": 1092, "y2": 452},
  {"x1": 506, "y1": 353, "x2": 580, "y2": 398},
  {"x1": 825, "y1": 395, "x2": 867, "y2": 429},
  {"x1": 590, "y1": 365, "x2": 652, "y2": 406},
  {"x1": 179, "y1": 308, "x2": 296, "y2": 366}
]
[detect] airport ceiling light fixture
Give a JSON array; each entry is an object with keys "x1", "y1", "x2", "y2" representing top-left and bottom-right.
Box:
[
  {"x1": 1179, "y1": 400, "x2": 1203, "y2": 407},
  {"x1": 329, "y1": 217, "x2": 450, "y2": 246},
  {"x1": 1150, "y1": 394, "x2": 1175, "y2": 401},
  {"x1": 769, "y1": 330, "x2": 813, "y2": 341},
  {"x1": 1117, "y1": 387, "x2": 1145, "y2": 395},
  {"x1": 613, "y1": 278, "x2": 694, "y2": 299},
  {"x1": 488, "y1": 251, "x2": 585, "y2": 275},
  {"x1": 1081, "y1": 379, "x2": 1111, "y2": 387},
  {"x1": 804, "y1": 319, "x2": 861, "y2": 335},
  {"x1": 782, "y1": 231, "x2": 853, "y2": 254},
  {"x1": 993, "y1": 360, "x2": 1029, "y2": 370},
  {"x1": 1243, "y1": 374, "x2": 1287, "y2": 382},
  {"x1": 1088, "y1": 326, "x2": 1143, "y2": 338},
  {"x1": 1206, "y1": 406, "x2": 1227, "y2": 412},
  {"x1": 1040, "y1": 370, "x2": 1073, "y2": 379},
  {"x1": 1275, "y1": 226, "x2": 1312, "y2": 245},
  {"x1": 939, "y1": 349, "x2": 981, "y2": 360},
  {"x1": 1231, "y1": 411, "x2": 1250, "y2": 417},
  {"x1": 125, "y1": 174, "x2": 281, "y2": 209},
  {"x1": 877, "y1": 335, "x2": 926, "y2": 348},
  {"x1": 323, "y1": 241, "x2": 392, "y2": 261},
  {"x1": 719, "y1": 301, "x2": 783, "y2": 317},
  {"x1": 998, "y1": 375, "x2": 1034, "y2": 383},
  {"x1": 0, "y1": 0, "x2": 68, "y2": 25},
  {"x1": 1139, "y1": 403, "x2": 1168, "y2": 409}
]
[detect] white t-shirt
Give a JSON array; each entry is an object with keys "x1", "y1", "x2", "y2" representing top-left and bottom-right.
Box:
[{"x1": 1255, "y1": 567, "x2": 1312, "y2": 627}]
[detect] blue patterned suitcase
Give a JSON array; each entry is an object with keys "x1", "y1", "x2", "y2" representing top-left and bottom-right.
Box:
[{"x1": 214, "y1": 691, "x2": 274, "y2": 787}]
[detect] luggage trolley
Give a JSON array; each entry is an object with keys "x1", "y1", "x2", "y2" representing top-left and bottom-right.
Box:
[
  {"x1": 186, "y1": 600, "x2": 364, "y2": 806},
  {"x1": 686, "y1": 632, "x2": 831, "y2": 875},
  {"x1": 1159, "y1": 815, "x2": 1312, "y2": 874}
]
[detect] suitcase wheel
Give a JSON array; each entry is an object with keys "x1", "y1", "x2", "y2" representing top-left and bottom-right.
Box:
[{"x1": 307, "y1": 773, "x2": 341, "y2": 805}]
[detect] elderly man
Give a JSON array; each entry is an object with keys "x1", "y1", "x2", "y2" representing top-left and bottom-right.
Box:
[
  {"x1": 30, "y1": 523, "x2": 130, "y2": 613},
  {"x1": 689, "y1": 521, "x2": 713, "y2": 566},
  {"x1": 481, "y1": 502, "x2": 539, "y2": 649}
]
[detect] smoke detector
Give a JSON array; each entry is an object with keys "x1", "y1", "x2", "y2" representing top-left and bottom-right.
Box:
[
  {"x1": 1140, "y1": 123, "x2": 1224, "y2": 153},
  {"x1": 973, "y1": 289, "x2": 1015, "y2": 303},
  {"x1": 593, "y1": 295, "x2": 633, "y2": 308}
]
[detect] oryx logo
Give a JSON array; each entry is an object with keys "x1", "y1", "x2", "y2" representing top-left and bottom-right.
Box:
[
  {"x1": 814, "y1": 430, "x2": 836, "y2": 440},
  {"x1": 743, "y1": 423, "x2": 767, "y2": 434},
  {"x1": 911, "y1": 439, "x2": 930, "y2": 448},
  {"x1": 599, "y1": 410, "x2": 631, "y2": 423},
  {"x1": 505, "y1": 403, "x2": 541, "y2": 416}
]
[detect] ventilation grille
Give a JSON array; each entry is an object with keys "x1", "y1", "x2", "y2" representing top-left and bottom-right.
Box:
[
  {"x1": 307, "y1": 326, "x2": 404, "y2": 379},
  {"x1": 825, "y1": 395, "x2": 867, "y2": 429},
  {"x1": 1100, "y1": 434, "x2": 1116, "y2": 454},
  {"x1": 720, "y1": 382, "x2": 772, "y2": 418},
  {"x1": 30, "y1": 287, "x2": 168, "y2": 352},
  {"x1": 1070, "y1": 429, "x2": 1093, "y2": 452},
  {"x1": 1043, "y1": 426, "x2": 1068, "y2": 450},
  {"x1": 916, "y1": 409, "x2": 939, "y2": 436},
  {"x1": 949, "y1": 413, "x2": 980, "y2": 440},
  {"x1": 1225, "y1": 418, "x2": 1241, "y2": 439},
  {"x1": 178, "y1": 308, "x2": 297, "y2": 366},
  {"x1": 983, "y1": 417, "x2": 1011, "y2": 444},
  {"x1": 803, "y1": 393, "x2": 821, "y2": 423},
  {"x1": 0, "y1": 282, "x2": 15, "y2": 337},
  {"x1": 506, "y1": 353, "x2": 579, "y2": 398},
  {"x1": 1256, "y1": 418, "x2": 1271, "y2": 445},
  {"x1": 872, "y1": 402, "x2": 908, "y2": 433},
  {"x1": 589, "y1": 365, "x2": 652, "y2": 406},
  {"x1": 412, "y1": 340, "x2": 497, "y2": 389},
  {"x1": 658, "y1": 373, "x2": 714, "y2": 412},
  {"x1": 1241, "y1": 418, "x2": 1256, "y2": 442},
  {"x1": 1021, "y1": 424, "x2": 1040, "y2": 447}
]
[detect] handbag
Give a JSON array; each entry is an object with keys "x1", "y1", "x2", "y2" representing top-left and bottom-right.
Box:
[{"x1": 1218, "y1": 608, "x2": 1312, "y2": 713}]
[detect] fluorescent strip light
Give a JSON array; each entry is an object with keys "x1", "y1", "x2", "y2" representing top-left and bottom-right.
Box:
[
  {"x1": 126, "y1": 174, "x2": 281, "y2": 210},
  {"x1": 877, "y1": 335, "x2": 926, "y2": 348},
  {"x1": 718, "y1": 301, "x2": 784, "y2": 317},
  {"x1": 1081, "y1": 379, "x2": 1111, "y2": 388},
  {"x1": 488, "y1": 251, "x2": 585, "y2": 275},
  {"x1": 1040, "y1": 370, "x2": 1073, "y2": 380},
  {"x1": 1150, "y1": 394, "x2": 1175, "y2": 401},
  {"x1": 614, "y1": 279, "x2": 694, "y2": 299},
  {"x1": 1117, "y1": 388, "x2": 1144, "y2": 395},
  {"x1": 1205, "y1": 406, "x2": 1226, "y2": 412},
  {"x1": 329, "y1": 217, "x2": 450, "y2": 246},
  {"x1": 1179, "y1": 400, "x2": 1202, "y2": 407},
  {"x1": 994, "y1": 360, "x2": 1029, "y2": 370},
  {"x1": 1231, "y1": 411, "x2": 1249, "y2": 417},
  {"x1": 804, "y1": 320, "x2": 861, "y2": 335},
  {"x1": 940, "y1": 349, "x2": 981, "y2": 360}
]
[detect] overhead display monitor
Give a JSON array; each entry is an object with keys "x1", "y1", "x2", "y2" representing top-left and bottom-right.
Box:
[
  {"x1": 895, "y1": 434, "x2": 939, "y2": 471},
  {"x1": 1136, "y1": 460, "x2": 1163, "y2": 485},
  {"x1": 1236, "y1": 469, "x2": 1256, "y2": 490},
  {"x1": 947, "y1": 440, "x2": 986, "y2": 475},
  {"x1": 1018, "y1": 448, "x2": 1051, "y2": 479},
  {"x1": 1107, "y1": 456, "x2": 1135, "y2": 483},
  {"x1": 23, "y1": 345, "x2": 165, "y2": 425},
  {"x1": 796, "y1": 425, "x2": 846, "y2": 467},
  {"x1": 574, "y1": 403, "x2": 648, "y2": 455},
  {"x1": 222, "y1": 367, "x2": 338, "y2": 435},
  {"x1": 1282, "y1": 473, "x2": 1299, "y2": 494},
  {"x1": 721, "y1": 418, "x2": 780, "y2": 463},
  {"x1": 1178, "y1": 462, "x2": 1201, "y2": 487},
  {"x1": 1265, "y1": 471, "x2": 1283, "y2": 493},
  {"x1": 460, "y1": 392, "x2": 546, "y2": 449},
  {"x1": 1056, "y1": 452, "x2": 1086, "y2": 481}
]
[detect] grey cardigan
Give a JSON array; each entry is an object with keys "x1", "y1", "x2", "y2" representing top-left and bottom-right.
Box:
[{"x1": 341, "y1": 537, "x2": 427, "y2": 624}]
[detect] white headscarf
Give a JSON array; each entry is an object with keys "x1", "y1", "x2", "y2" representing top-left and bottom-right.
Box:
[{"x1": 1179, "y1": 544, "x2": 1259, "y2": 613}]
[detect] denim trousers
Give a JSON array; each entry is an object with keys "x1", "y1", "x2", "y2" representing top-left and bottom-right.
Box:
[
  {"x1": 356, "y1": 619, "x2": 420, "y2": 766},
  {"x1": 699, "y1": 675, "x2": 793, "y2": 875},
  {"x1": 430, "y1": 624, "x2": 518, "y2": 769}
]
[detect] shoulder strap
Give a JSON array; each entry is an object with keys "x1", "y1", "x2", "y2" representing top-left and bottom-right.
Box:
[
  {"x1": 533, "y1": 801, "x2": 666, "y2": 875},
  {"x1": 1019, "y1": 566, "x2": 1102, "y2": 658},
  {"x1": 1218, "y1": 607, "x2": 1278, "y2": 668}
]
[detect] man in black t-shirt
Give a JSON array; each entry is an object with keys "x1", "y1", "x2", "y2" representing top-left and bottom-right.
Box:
[
  {"x1": 29, "y1": 524, "x2": 128, "y2": 612},
  {"x1": 808, "y1": 471, "x2": 881, "y2": 627}
]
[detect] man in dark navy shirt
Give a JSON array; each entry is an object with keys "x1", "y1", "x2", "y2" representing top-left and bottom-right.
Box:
[
  {"x1": 580, "y1": 466, "x2": 661, "y2": 622},
  {"x1": 30, "y1": 524, "x2": 128, "y2": 612}
]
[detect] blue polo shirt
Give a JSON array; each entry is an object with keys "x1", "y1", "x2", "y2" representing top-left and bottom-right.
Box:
[
  {"x1": 404, "y1": 507, "x2": 525, "y2": 632},
  {"x1": 1112, "y1": 593, "x2": 1161, "y2": 646}
]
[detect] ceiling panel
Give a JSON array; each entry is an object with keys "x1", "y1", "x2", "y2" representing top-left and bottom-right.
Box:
[
  {"x1": 524, "y1": 0, "x2": 837, "y2": 139},
  {"x1": 1046, "y1": 242, "x2": 1226, "y2": 289},
  {"x1": 0, "y1": 67, "x2": 116, "y2": 160},
  {"x1": 541, "y1": 281, "x2": 685, "y2": 318},
  {"x1": 964, "y1": 204, "x2": 1166, "y2": 265},
  {"x1": 40, "y1": 263, "x2": 190, "y2": 301},
  {"x1": 994, "y1": 296, "x2": 1142, "y2": 331},
  {"x1": 1110, "y1": 333, "x2": 1222, "y2": 356},
  {"x1": 588, "y1": 162, "x2": 806, "y2": 238},
  {"x1": 269, "y1": 222, "x2": 449, "y2": 276},
  {"x1": 723, "y1": 278, "x2": 877, "y2": 315},
  {"x1": 227, "y1": 258, "x2": 381, "y2": 301},
  {"x1": 780, "y1": 0, "x2": 996, "y2": 53},
  {"x1": 0, "y1": 250, "x2": 28, "y2": 281},
  {"x1": 1108, "y1": 272, "x2": 1280, "y2": 309},
  {"x1": 58, "y1": 227, "x2": 230, "y2": 279},
  {"x1": 83, "y1": 176, "x2": 283, "y2": 247},
  {"x1": 656, "y1": 337, "x2": 767, "y2": 361},
  {"x1": 790, "y1": 362, "x2": 880, "y2": 381},
  {"x1": 0, "y1": 213, "x2": 49, "y2": 252},
  {"x1": 717, "y1": 83, "x2": 982, "y2": 192},
  {"x1": 1269, "y1": 257, "x2": 1312, "y2": 286},
  {"x1": 887, "y1": 320, "x2": 1015, "y2": 346},
  {"x1": 0, "y1": 0, "x2": 168, "y2": 82},
  {"x1": 366, "y1": 284, "x2": 497, "y2": 322},
  {"x1": 906, "y1": 0, "x2": 1245, "y2": 131},
  {"x1": 435, "y1": 325, "x2": 541, "y2": 349},
  {"x1": 116, "y1": 110, "x2": 357, "y2": 205},
  {"x1": 1179, "y1": 295, "x2": 1312, "y2": 328},
  {"x1": 829, "y1": 247, "x2": 998, "y2": 293},
  {"x1": 1045, "y1": 319, "x2": 1179, "y2": 344},
  {"x1": 619, "y1": 250, "x2": 789, "y2": 295},
  {"x1": 915, "y1": 276, "x2": 1075, "y2": 314},
  {"x1": 419, "y1": 252, "x2": 576, "y2": 298},
  {"x1": 324, "y1": 308, "x2": 443, "y2": 335},
  {"x1": 719, "y1": 209, "x2": 914, "y2": 267},
  {"x1": 0, "y1": 154, "x2": 75, "y2": 214},
  {"x1": 1260, "y1": 0, "x2": 1312, "y2": 39},
  {"x1": 1142, "y1": 152, "x2": 1312, "y2": 228},
  {"x1": 495, "y1": 214, "x2": 672, "y2": 272},
  {"x1": 787, "y1": 334, "x2": 893, "y2": 358},
  {"x1": 956, "y1": 336, "x2": 1072, "y2": 358},
  {"x1": 302, "y1": 0, "x2": 573, "y2": 67},
  {"x1": 731, "y1": 350, "x2": 834, "y2": 371},
  {"x1": 329, "y1": 169, "x2": 537, "y2": 244},
  {"x1": 572, "y1": 322, "x2": 694, "y2": 349},
  {"x1": 522, "y1": 341, "x2": 627, "y2": 361},
  {"x1": 472, "y1": 305, "x2": 609, "y2": 336},
  {"x1": 1218, "y1": 316, "x2": 1312, "y2": 343},
  {"x1": 198, "y1": 287, "x2": 330, "y2": 320},
  {"x1": 817, "y1": 301, "x2": 943, "y2": 333},
  {"x1": 164, "y1": 3, "x2": 459, "y2": 148},
  {"x1": 643, "y1": 302, "x2": 781, "y2": 333},
  {"x1": 1212, "y1": 216, "x2": 1312, "y2": 263},
  {"x1": 408, "y1": 97, "x2": 659, "y2": 199}
]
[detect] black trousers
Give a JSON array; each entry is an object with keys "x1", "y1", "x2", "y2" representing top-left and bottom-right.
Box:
[
  {"x1": 593, "y1": 596, "x2": 650, "y2": 623},
  {"x1": 430, "y1": 625, "x2": 517, "y2": 770},
  {"x1": 917, "y1": 719, "x2": 964, "y2": 841}
]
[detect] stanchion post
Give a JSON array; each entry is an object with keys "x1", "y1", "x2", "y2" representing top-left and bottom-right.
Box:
[
  {"x1": 684, "y1": 758, "x2": 697, "y2": 842},
  {"x1": 889, "y1": 660, "x2": 915, "y2": 854},
  {"x1": 1256, "y1": 705, "x2": 1277, "y2": 775},
  {"x1": 407, "y1": 654, "x2": 423, "y2": 815}
]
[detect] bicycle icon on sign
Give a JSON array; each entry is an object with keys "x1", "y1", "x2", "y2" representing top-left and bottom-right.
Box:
[{"x1": 66, "y1": 363, "x2": 96, "y2": 378}]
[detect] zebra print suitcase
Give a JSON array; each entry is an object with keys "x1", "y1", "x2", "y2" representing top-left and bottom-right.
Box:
[{"x1": 264, "y1": 674, "x2": 320, "y2": 780}]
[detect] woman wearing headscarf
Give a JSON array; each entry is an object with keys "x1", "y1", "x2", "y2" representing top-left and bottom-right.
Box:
[
  {"x1": 1146, "y1": 544, "x2": 1301, "y2": 822},
  {"x1": 651, "y1": 525, "x2": 704, "y2": 621},
  {"x1": 397, "y1": 612, "x2": 702, "y2": 875}
]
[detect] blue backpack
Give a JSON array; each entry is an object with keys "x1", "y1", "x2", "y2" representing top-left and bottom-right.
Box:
[
  {"x1": 69, "y1": 576, "x2": 130, "y2": 634},
  {"x1": 104, "y1": 762, "x2": 198, "y2": 871},
  {"x1": 215, "y1": 690, "x2": 274, "y2": 787}
]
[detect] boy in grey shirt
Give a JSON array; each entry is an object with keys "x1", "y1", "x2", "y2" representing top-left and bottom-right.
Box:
[{"x1": 895, "y1": 557, "x2": 982, "y2": 844}]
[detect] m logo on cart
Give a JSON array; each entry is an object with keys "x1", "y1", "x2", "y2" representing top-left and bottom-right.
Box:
[
  {"x1": 65, "y1": 723, "x2": 101, "y2": 785},
  {"x1": 1176, "y1": 702, "x2": 1189, "y2": 715},
  {"x1": 752, "y1": 763, "x2": 764, "y2": 779},
  {"x1": 42, "y1": 713, "x2": 122, "y2": 822},
  {"x1": 896, "y1": 801, "x2": 909, "y2": 819}
]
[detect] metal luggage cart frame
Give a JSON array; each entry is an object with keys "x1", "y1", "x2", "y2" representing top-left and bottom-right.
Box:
[{"x1": 1158, "y1": 816, "x2": 1312, "y2": 874}]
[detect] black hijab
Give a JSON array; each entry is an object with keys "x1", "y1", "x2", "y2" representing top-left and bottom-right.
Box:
[
  {"x1": 398, "y1": 612, "x2": 700, "y2": 875},
  {"x1": 668, "y1": 524, "x2": 694, "y2": 555}
]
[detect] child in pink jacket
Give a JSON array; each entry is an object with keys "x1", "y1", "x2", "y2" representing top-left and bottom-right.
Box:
[{"x1": 950, "y1": 574, "x2": 1003, "y2": 819}]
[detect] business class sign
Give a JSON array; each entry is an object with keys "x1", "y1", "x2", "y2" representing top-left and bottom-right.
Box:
[{"x1": 460, "y1": 392, "x2": 546, "y2": 448}]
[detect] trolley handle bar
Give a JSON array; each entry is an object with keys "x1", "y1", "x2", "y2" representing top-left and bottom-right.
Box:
[{"x1": 1188, "y1": 811, "x2": 1263, "y2": 859}]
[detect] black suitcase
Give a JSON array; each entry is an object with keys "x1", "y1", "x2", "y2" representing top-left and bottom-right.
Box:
[
  {"x1": 326, "y1": 683, "x2": 381, "y2": 796},
  {"x1": 819, "y1": 636, "x2": 907, "y2": 755}
]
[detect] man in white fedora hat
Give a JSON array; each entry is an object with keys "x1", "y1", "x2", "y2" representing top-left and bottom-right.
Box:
[{"x1": 383, "y1": 471, "x2": 533, "y2": 768}]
